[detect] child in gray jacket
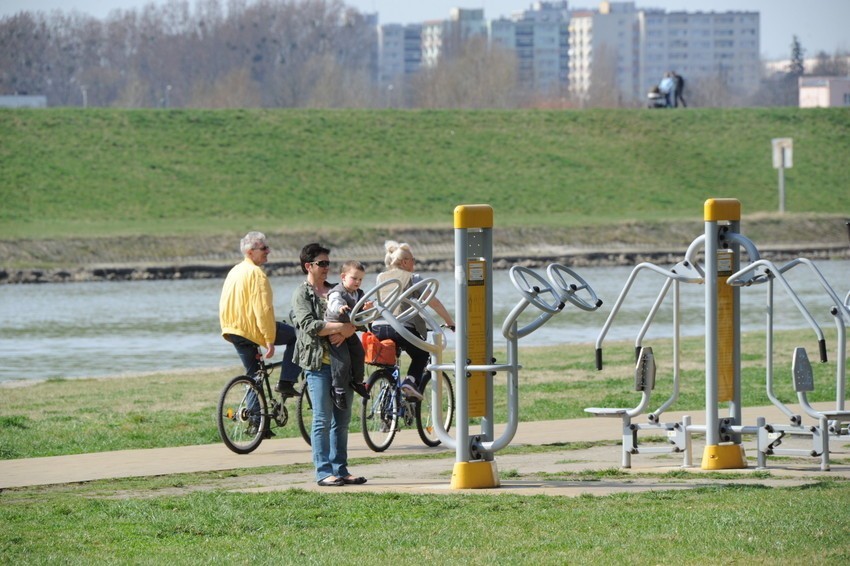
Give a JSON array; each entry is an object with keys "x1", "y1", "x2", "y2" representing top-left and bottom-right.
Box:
[{"x1": 325, "y1": 260, "x2": 370, "y2": 410}]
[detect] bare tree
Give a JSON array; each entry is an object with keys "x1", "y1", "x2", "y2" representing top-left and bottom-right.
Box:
[
  {"x1": 0, "y1": 12, "x2": 52, "y2": 97},
  {"x1": 0, "y1": 0, "x2": 380, "y2": 108},
  {"x1": 304, "y1": 53, "x2": 378, "y2": 107},
  {"x1": 584, "y1": 43, "x2": 620, "y2": 108},
  {"x1": 748, "y1": 72, "x2": 798, "y2": 107},
  {"x1": 413, "y1": 37, "x2": 517, "y2": 109},
  {"x1": 810, "y1": 50, "x2": 850, "y2": 76},
  {"x1": 189, "y1": 67, "x2": 262, "y2": 107}
]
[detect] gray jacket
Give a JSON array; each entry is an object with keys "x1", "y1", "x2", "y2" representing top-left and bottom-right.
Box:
[{"x1": 325, "y1": 282, "x2": 364, "y2": 323}]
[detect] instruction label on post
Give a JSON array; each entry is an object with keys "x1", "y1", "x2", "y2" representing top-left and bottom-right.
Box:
[
  {"x1": 466, "y1": 259, "x2": 487, "y2": 417},
  {"x1": 717, "y1": 251, "x2": 735, "y2": 403},
  {"x1": 468, "y1": 261, "x2": 485, "y2": 285}
]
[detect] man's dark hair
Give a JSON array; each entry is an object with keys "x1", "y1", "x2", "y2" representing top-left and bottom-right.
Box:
[{"x1": 300, "y1": 242, "x2": 331, "y2": 274}]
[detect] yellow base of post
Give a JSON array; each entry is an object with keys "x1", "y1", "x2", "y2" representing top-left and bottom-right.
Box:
[
  {"x1": 451, "y1": 461, "x2": 500, "y2": 489},
  {"x1": 701, "y1": 444, "x2": 747, "y2": 470}
]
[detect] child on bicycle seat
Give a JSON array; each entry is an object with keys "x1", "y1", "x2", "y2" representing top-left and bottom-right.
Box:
[{"x1": 325, "y1": 260, "x2": 371, "y2": 410}]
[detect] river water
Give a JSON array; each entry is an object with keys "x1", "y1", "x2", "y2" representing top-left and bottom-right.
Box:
[{"x1": 1, "y1": 260, "x2": 847, "y2": 382}]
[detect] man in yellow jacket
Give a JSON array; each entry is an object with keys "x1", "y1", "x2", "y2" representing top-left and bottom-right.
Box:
[{"x1": 220, "y1": 231, "x2": 300, "y2": 398}]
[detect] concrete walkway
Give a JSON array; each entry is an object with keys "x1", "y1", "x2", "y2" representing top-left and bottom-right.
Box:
[{"x1": 2, "y1": 404, "x2": 848, "y2": 496}]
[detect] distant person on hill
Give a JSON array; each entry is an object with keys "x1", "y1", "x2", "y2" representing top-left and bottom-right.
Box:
[
  {"x1": 372, "y1": 240, "x2": 455, "y2": 400},
  {"x1": 672, "y1": 71, "x2": 686, "y2": 108},
  {"x1": 324, "y1": 260, "x2": 371, "y2": 410},
  {"x1": 219, "y1": 231, "x2": 300, "y2": 399},
  {"x1": 659, "y1": 72, "x2": 675, "y2": 108}
]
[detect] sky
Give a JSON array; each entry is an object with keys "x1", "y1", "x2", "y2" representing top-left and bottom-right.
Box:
[{"x1": 1, "y1": 0, "x2": 847, "y2": 60}]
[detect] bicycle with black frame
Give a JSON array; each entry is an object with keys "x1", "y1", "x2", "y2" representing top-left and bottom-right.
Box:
[
  {"x1": 359, "y1": 335, "x2": 455, "y2": 452},
  {"x1": 216, "y1": 347, "x2": 313, "y2": 454}
]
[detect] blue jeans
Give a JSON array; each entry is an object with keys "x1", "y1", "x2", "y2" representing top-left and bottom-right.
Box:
[
  {"x1": 229, "y1": 322, "x2": 301, "y2": 383},
  {"x1": 307, "y1": 364, "x2": 353, "y2": 482}
]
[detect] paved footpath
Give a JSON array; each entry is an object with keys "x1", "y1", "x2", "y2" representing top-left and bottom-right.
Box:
[{"x1": 2, "y1": 404, "x2": 848, "y2": 496}]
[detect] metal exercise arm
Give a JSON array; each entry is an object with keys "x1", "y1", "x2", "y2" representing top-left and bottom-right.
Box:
[
  {"x1": 727, "y1": 258, "x2": 848, "y2": 423},
  {"x1": 592, "y1": 258, "x2": 701, "y2": 426},
  {"x1": 349, "y1": 279, "x2": 403, "y2": 327},
  {"x1": 500, "y1": 266, "x2": 564, "y2": 340},
  {"x1": 351, "y1": 278, "x2": 447, "y2": 352},
  {"x1": 479, "y1": 265, "x2": 603, "y2": 455},
  {"x1": 727, "y1": 258, "x2": 828, "y2": 362},
  {"x1": 595, "y1": 259, "x2": 702, "y2": 371},
  {"x1": 546, "y1": 264, "x2": 603, "y2": 312}
]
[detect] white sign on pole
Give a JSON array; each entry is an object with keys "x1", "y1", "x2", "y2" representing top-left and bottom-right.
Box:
[{"x1": 772, "y1": 138, "x2": 793, "y2": 169}]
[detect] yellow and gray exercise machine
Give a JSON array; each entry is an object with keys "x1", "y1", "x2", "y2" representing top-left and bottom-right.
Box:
[
  {"x1": 352, "y1": 204, "x2": 603, "y2": 489},
  {"x1": 590, "y1": 198, "x2": 850, "y2": 471},
  {"x1": 442, "y1": 204, "x2": 603, "y2": 488}
]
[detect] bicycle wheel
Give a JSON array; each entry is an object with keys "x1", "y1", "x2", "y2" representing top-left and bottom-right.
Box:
[
  {"x1": 416, "y1": 371, "x2": 455, "y2": 447},
  {"x1": 217, "y1": 375, "x2": 267, "y2": 454},
  {"x1": 296, "y1": 379, "x2": 313, "y2": 446},
  {"x1": 361, "y1": 369, "x2": 399, "y2": 452}
]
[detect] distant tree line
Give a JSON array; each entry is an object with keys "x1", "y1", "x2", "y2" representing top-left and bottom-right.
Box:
[
  {"x1": 0, "y1": 0, "x2": 520, "y2": 109},
  {"x1": 0, "y1": 0, "x2": 382, "y2": 108},
  {"x1": 1, "y1": 1, "x2": 847, "y2": 109}
]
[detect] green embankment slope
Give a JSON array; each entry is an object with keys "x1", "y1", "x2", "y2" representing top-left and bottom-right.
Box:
[{"x1": 1, "y1": 107, "x2": 848, "y2": 266}]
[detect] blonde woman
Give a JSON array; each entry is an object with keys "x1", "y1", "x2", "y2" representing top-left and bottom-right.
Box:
[{"x1": 371, "y1": 240, "x2": 455, "y2": 400}]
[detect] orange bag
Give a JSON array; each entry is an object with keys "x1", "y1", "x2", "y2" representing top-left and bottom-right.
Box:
[{"x1": 361, "y1": 331, "x2": 397, "y2": 365}]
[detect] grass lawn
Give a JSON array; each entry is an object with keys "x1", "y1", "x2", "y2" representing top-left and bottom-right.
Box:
[
  {"x1": 2, "y1": 329, "x2": 845, "y2": 459},
  {"x1": 2, "y1": 105, "x2": 849, "y2": 563},
  {"x1": 3, "y1": 482, "x2": 849, "y2": 564},
  {"x1": 2, "y1": 329, "x2": 849, "y2": 562}
]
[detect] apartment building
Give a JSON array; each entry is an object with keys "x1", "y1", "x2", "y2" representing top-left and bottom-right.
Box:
[
  {"x1": 490, "y1": 1, "x2": 570, "y2": 95},
  {"x1": 377, "y1": 23, "x2": 423, "y2": 86},
  {"x1": 568, "y1": 2, "x2": 638, "y2": 103},
  {"x1": 569, "y1": 1, "x2": 760, "y2": 104},
  {"x1": 422, "y1": 8, "x2": 488, "y2": 69},
  {"x1": 375, "y1": 2, "x2": 761, "y2": 105},
  {"x1": 638, "y1": 10, "x2": 760, "y2": 98}
]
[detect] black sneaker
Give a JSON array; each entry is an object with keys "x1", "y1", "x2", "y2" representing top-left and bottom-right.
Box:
[
  {"x1": 332, "y1": 389, "x2": 348, "y2": 411},
  {"x1": 262, "y1": 428, "x2": 276, "y2": 439},
  {"x1": 351, "y1": 381, "x2": 369, "y2": 399},
  {"x1": 275, "y1": 381, "x2": 298, "y2": 398}
]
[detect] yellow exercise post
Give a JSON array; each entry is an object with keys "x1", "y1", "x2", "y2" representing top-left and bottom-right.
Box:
[
  {"x1": 451, "y1": 204, "x2": 499, "y2": 489},
  {"x1": 702, "y1": 198, "x2": 747, "y2": 469}
]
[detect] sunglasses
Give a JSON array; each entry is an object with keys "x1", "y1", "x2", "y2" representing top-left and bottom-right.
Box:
[
  {"x1": 311, "y1": 260, "x2": 331, "y2": 268},
  {"x1": 253, "y1": 246, "x2": 270, "y2": 252}
]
